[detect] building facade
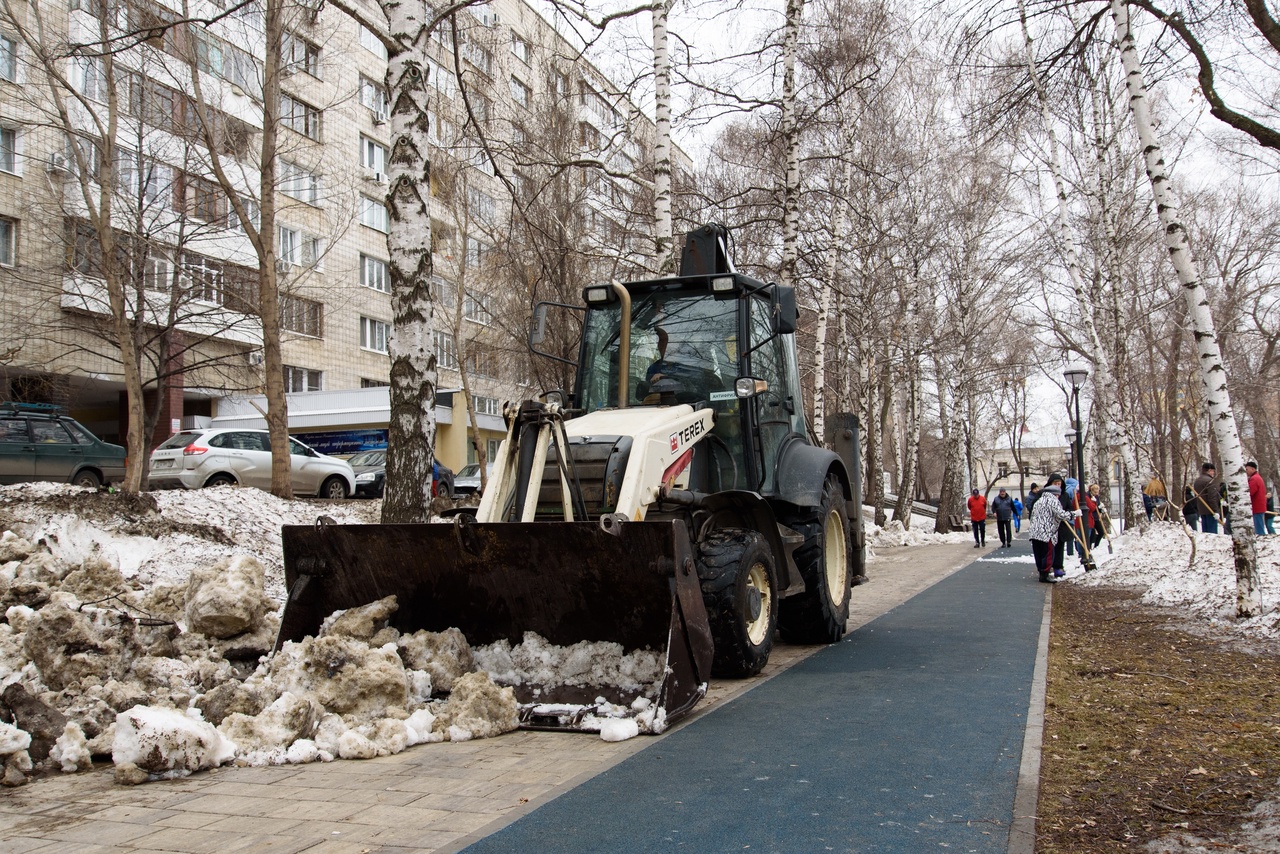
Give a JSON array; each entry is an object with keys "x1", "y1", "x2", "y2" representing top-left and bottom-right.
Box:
[{"x1": 0, "y1": 0, "x2": 681, "y2": 470}]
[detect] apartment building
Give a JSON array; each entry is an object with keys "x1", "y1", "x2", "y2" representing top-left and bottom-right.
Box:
[{"x1": 0, "y1": 0, "x2": 683, "y2": 469}]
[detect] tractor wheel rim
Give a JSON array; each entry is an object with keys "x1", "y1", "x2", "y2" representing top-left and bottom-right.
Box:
[
  {"x1": 745, "y1": 560, "x2": 772, "y2": 645},
  {"x1": 824, "y1": 509, "x2": 848, "y2": 601}
]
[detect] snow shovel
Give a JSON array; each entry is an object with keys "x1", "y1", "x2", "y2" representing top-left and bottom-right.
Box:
[
  {"x1": 1064, "y1": 518, "x2": 1098, "y2": 572},
  {"x1": 1097, "y1": 507, "x2": 1116, "y2": 554}
]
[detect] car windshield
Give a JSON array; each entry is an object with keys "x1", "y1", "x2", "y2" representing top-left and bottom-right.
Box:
[
  {"x1": 458, "y1": 464, "x2": 480, "y2": 477},
  {"x1": 156, "y1": 431, "x2": 202, "y2": 450},
  {"x1": 349, "y1": 450, "x2": 386, "y2": 466}
]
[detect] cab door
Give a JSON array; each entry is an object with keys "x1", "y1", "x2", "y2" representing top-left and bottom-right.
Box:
[
  {"x1": 0, "y1": 416, "x2": 34, "y2": 483},
  {"x1": 748, "y1": 296, "x2": 792, "y2": 494}
]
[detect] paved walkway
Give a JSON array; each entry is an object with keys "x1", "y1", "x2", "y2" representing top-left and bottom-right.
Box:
[{"x1": 0, "y1": 541, "x2": 1048, "y2": 854}]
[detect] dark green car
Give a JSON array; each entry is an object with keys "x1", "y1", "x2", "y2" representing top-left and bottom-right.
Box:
[{"x1": 0, "y1": 403, "x2": 126, "y2": 488}]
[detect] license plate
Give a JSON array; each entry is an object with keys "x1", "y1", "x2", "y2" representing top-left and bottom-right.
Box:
[{"x1": 153, "y1": 460, "x2": 173, "y2": 468}]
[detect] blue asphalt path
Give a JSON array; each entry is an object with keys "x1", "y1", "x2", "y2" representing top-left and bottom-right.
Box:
[{"x1": 460, "y1": 540, "x2": 1049, "y2": 854}]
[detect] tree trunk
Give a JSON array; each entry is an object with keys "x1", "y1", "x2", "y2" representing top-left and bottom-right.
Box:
[
  {"x1": 812, "y1": 155, "x2": 850, "y2": 443},
  {"x1": 261, "y1": 0, "x2": 291, "y2": 498},
  {"x1": 778, "y1": 0, "x2": 803, "y2": 288},
  {"x1": 651, "y1": 0, "x2": 675, "y2": 273},
  {"x1": 380, "y1": 2, "x2": 439, "y2": 523},
  {"x1": 1111, "y1": 0, "x2": 1260, "y2": 616}
]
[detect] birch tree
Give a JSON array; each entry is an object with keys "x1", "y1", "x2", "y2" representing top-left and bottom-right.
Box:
[{"x1": 1110, "y1": 0, "x2": 1260, "y2": 616}]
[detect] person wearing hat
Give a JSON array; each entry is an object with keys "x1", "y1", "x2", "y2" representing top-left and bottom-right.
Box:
[
  {"x1": 1028, "y1": 473, "x2": 1081, "y2": 582},
  {"x1": 1246, "y1": 461, "x2": 1267, "y2": 536},
  {"x1": 1191, "y1": 463, "x2": 1223, "y2": 533},
  {"x1": 991, "y1": 488, "x2": 1016, "y2": 547},
  {"x1": 966, "y1": 488, "x2": 989, "y2": 548}
]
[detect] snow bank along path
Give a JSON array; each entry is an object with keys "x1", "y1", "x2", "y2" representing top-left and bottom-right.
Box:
[{"x1": 0, "y1": 484, "x2": 668, "y2": 787}]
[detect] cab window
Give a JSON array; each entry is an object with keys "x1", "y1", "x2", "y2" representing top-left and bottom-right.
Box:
[{"x1": 31, "y1": 421, "x2": 75, "y2": 443}]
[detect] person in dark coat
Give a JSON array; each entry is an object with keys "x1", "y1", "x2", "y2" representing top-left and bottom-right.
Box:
[
  {"x1": 1029, "y1": 479, "x2": 1079, "y2": 583},
  {"x1": 1026, "y1": 483, "x2": 1041, "y2": 514},
  {"x1": 1182, "y1": 484, "x2": 1200, "y2": 530},
  {"x1": 1191, "y1": 463, "x2": 1222, "y2": 533},
  {"x1": 1047, "y1": 474, "x2": 1073, "y2": 576},
  {"x1": 991, "y1": 488, "x2": 1016, "y2": 547}
]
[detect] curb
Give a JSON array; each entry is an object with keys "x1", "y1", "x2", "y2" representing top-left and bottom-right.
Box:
[{"x1": 1009, "y1": 585, "x2": 1053, "y2": 853}]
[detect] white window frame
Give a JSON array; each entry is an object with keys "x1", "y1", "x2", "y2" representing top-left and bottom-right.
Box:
[
  {"x1": 0, "y1": 126, "x2": 17, "y2": 174},
  {"x1": 474, "y1": 395, "x2": 501, "y2": 417},
  {"x1": 510, "y1": 76, "x2": 530, "y2": 108},
  {"x1": 463, "y1": 291, "x2": 492, "y2": 324},
  {"x1": 360, "y1": 316, "x2": 391, "y2": 353},
  {"x1": 283, "y1": 365, "x2": 323, "y2": 392},
  {"x1": 359, "y1": 26, "x2": 388, "y2": 60},
  {"x1": 279, "y1": 159, "x2": 321, "y2": 205},
  {"x1": 511, "y1": 34, "x2": 530, "y2": 64},
  {"x1": 360, "y1": 253, "x2": 389, "y2": 293},
  {"x1": 0, "y1": 217, "x2": 16, "y2": 266},
  {"x1": 360, "y1": 135, "x2": 387, "y2": 174},
  {"x1": 359, "y1": 75, "x2": 388, "y2": 114},
  {"x1": 0, "y1": 34, "x2": 17, "y2": 83},
  {"x1": 434, "y1": 329, "x2": 457, "y2": 369},
  {"x1": 282, "y1": 31, "x2": 320, "y2": 78},
  {"x1": 280, "y1": 92, "x2": 321, "y2": 140},
  {"x1": 359, "y1": 195, "x2": 388, "y2": 232}
]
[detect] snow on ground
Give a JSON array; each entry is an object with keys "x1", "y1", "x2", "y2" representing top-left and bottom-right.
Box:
[
  {"x1": 1, "y1": 485, "x2": 1275, "y2": 789},
  {"x1": 0, "y1": 484, "x2": 665, "y2": 787},
  {"x1": 864, "y1": 517, "x2": 972, "y2": 551}
]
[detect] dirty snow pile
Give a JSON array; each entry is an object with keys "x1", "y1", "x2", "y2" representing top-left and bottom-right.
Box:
[
  {"x1": 1072, "y1": 521, "x2": 1280, "y2": 642},
  {"x1": 0, "y1": 484, "x2": 665, "y2": 788},
  {"x1": 864, "y1": 518, "x2": 972, "y2": 551}
]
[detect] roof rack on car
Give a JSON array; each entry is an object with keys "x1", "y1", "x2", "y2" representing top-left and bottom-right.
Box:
[{"x1": 0, "y1": 401, "x2": 65, "y2": 415}]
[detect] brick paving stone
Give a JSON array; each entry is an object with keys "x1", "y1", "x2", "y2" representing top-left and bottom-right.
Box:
[
  {"x1": 82, "y1": 804, "x2": 179, "y2": 825},
  {"x1": 129, "y1": 826, "x2": 251, "y2": 854},
  {"x1": 0, "y1": 837, "x2": 58, "y2": 854},
  {"x1": 295, "y1": 819, "x2": 388, "y2": 844},
  {"x1": 167, "y1": 793, "x2": 284, "y2": 818},
  {"x1": 152, "y1": 812, "x2": 228, "y2": 830},
  {"x1": 364, "y1": 825, "x2": 457, "y2": 849},
  {"x1": 258, "y1": 799, "x2": 369, "y2": 822},
  {"x1": 41, "y1": 819, "x2": 161, "y2": 846},
  {"x1": 221, "y1": 833, "x2": 319, "y2": 854},
  {"x1": 199, "y1": 814, "x2": 305, "y2": 835},
  {"x1": 423, "y1": 811, "x2": 495, "y2": 834},
  {"x1": 340, "y1": 804, "x2": 453, "y2": 828},
  {"x1": 283, "y1": 842, "x2": 373, "y2": 854}
]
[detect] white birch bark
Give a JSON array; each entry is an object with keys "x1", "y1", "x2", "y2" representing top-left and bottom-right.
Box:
[
  {"x1": 1019, "y1": 0, "x2": 1144, "y2": 524},
  {"x1": 651, "y1": 0, "x2": 675, "y2": 273},
  {"x1": 1110, "y1": 0, "x2": 1260, "y2": 616},
  {"x1": 812, "y1": 154, "x2": 851, "y2": 443},
  {"x1": 778, "y1": 0, "x2": 804, "y2": 288},
  {"x1": 378, "y1": 1, "x2": 439, "y2": 523}
]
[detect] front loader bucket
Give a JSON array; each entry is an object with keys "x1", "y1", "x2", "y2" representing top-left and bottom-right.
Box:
[{"x1": 278, "y1": 518, "x2": 713, "y2": 731}]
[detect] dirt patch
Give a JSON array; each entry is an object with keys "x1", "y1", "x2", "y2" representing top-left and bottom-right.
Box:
[{"x1": 1038, "y1": 585, "x2": 1280, "y2": 851}]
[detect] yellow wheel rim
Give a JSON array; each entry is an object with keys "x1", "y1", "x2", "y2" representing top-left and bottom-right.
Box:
[
  {"x1": 745, "y1": 559, "x2": 773, "y2": 645},
  {"x1": 823, "y1": 509, "x2": 848, "y2": 602}
]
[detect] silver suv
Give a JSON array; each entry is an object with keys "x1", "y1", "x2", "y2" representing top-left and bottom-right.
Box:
[{"x1": 148, "y1": 428, "x2": 355, "y2": 499}]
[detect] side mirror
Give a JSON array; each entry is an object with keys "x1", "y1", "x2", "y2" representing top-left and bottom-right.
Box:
[
  {"x1": 773, "y1": 285, "x2": 797, "y2": 335},
  {"x1": 530, "y1": 303, "x2": 548, "y2": 346}
]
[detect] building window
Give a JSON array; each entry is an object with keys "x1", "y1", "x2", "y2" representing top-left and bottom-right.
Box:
[
  {"x1": 0, "y1": 217, "x2": 14, "y2": 265},
  {"x1": 0, "y1": 35, "x2": 16, "y2": 82},
  {"x1": 360, "y1": 316, "x2": 391, "y2": 352},
  {"x1": 227, "y1": 198, "x2": 260, "y2": 234},
  {"x1": 185, "y1": 174, "x2": 226, "y2": 221},
  {"x1": 466, "y1": 344, "x2": 497, "y2": 378},
  {"x1": 474, "y1": 395, "x2": 500, "y2": 416},
  {"x1": 360, "y1": 253, "x2": 389, "y2": 292},
  {"x1": 465, "y1": 237, "x2": 489, "y2": 266},
  {"x1": 511, "y1": 34, "x2": 530, "y2": 64},
  {"x1": 434, "y1": 330, "x2": 457, "y2": 369},
  {"x1": 281, "y1": 294, "x2": 323, "y2": 337},
  {"x1": 280, "y1": 93, "x2": 321, "y2": 140},
  {"x1": 282, "y1": 32, "x2": 320, "y2": 77},
  {"x1": 359, "y1": 25, "x2": 388, "y2": 60},
  {"x1": 181, "y1": 252, "x2": 224, "y2": 302},
  {"x1": 997, "y1": 462, "x2": 1009, "y2": 479},
  {"x1": 428, "y1": 59, "x2": 457, "y2": 98},
  {"x1": 0, "y1": 127, "x2": 15, "y2": 174},
  {"x1": 358, "y1": 75, "x2": 388, "y2": 116},
  {"x1": 510, "y1": 76, "x2": 530, "y2": 108},
  {"x1": 463, "y1": 291, "x2": 491, "y2": 323},
  {"x1": 278, "y1": 225, "x2": 322, "y2": 268},
  {"x1": 462, "y1": 42, "x2": 493, "y2": 76},
  {"x1": 74, "y1": 57, "x2": 104, "y2": 101},
  {"x1": 360, "y1": 136, "x2": 387, "y2": 174},
  {"x1": 467, "y1": 187, "x2": 495, "y2": 222},
  {"x1": 279, "y1": 159, "x2": 321, "y2": 204},
  {"x1": 360, "y1": 195, "x2": 388, "y2": 232},
  {"x1": 361, "y1": 377, "x2": 389, "y2": 388},
  {"x1": 283, "y1": 365, "x2": 322, "y2": 392}
]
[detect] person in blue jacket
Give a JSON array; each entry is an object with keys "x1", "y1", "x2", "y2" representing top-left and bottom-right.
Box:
[{"x1": 1012, "y1": 495, "x2": 1024, "y2": 534}]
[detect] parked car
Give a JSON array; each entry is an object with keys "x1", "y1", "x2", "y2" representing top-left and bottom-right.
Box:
[
  {"x1": 0, "y1": 402, "x2": 126, "y2": 488},
  {"x1": 348, "y1": 449, "x2": 453, "y2": 499},
  {"x1": 453, "y1": 462, "x2": 493, "y2": 496},
  {"x1": 147, "y1": 428, "x2": 355, "y2": 499}
]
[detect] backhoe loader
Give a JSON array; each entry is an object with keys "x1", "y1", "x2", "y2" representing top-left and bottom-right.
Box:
[{"x1": 277, "y1": 224, "x2": 866, "y2": 731}]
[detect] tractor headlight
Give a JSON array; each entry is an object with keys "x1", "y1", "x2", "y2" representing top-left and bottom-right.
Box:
[
  {"x1": 735, "y1": 377, "x2": 769, "y2": 398},
  {"x1": 711, "y1": 276, "x2": 736, "y2": 293},
  {"x1": 584, "y1": 286, "x2": 612, "y2": 305}
]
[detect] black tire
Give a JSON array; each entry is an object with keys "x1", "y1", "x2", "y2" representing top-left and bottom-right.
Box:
[
  {"x1": 72, "y1": 470, "x2": 100, "y2": 489},
  {"x1": 779, "y1": 474, "x2": 851, "y2": 644},
  {"x1": 320, "y1": 476, "x2": 349, "y2": 500},
  {"x1": 697, "y1": 528, "x2": 778, "y2": 678},
  {"x1": 204, "y1": 474, "x2": 236, "y2": 488}
]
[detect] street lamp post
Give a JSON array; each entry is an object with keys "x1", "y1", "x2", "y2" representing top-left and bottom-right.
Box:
[{"x1": 1064, "y1": 366, "x2": 1089, "y2": 490}]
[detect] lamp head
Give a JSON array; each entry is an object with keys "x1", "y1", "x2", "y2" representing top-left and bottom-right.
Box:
[{"x1": 1064, "y1": 364, "x2": 1089, "y2": 390}]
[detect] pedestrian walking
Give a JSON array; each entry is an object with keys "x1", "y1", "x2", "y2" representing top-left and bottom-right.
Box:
[
  {"x1": 991, "y1": 488, "x2": 1016, "y2": 547},
  {"x1": 1246, "y1": 461, "x2": 1267, "y2": 537},
  {"x1": 1063, "y1": 478, "x2": 1081, "y2": 557},
  {"x1": 967, "y1": 489, "x2": 988, "y2": 548},
  {"x1": 1029, "y1": 475, "x2": 1080, "y2": 583},
  {"x1": 1191, "y1": 463, "x2": 1223, "y2": 533},
  {"x1": 1012, "y1": 495, "x2": 1024, "y2": 534}
]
